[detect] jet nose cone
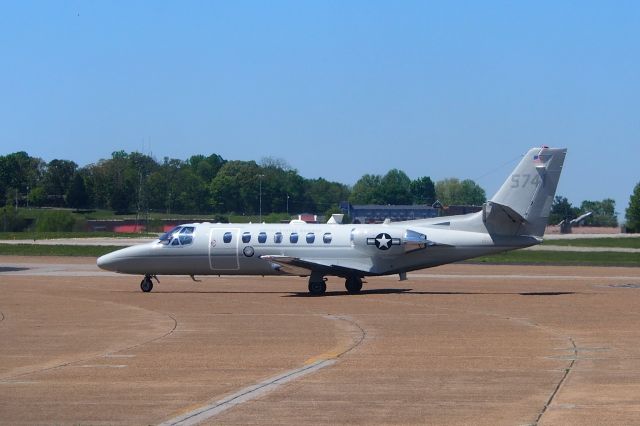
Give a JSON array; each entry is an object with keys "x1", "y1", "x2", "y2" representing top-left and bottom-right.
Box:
[{"x1": 97, "y1": 251, "x2": 117, "y2": 271}]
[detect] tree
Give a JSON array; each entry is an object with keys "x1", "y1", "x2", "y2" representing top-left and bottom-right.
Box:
[
  {"x1": 0, "y1": 152, "x2": 45, "y2": 205},
  {"x1": 27, "y1": 186, "x2": 47, "y2": 207},
  {"x1": 626, "y1": 182, "x2": 640, "y2": 233},
  {"x1": 410, "y1": 176, "x2": 436, "y2": 205},
  {"x1": 548, "y1": 196, "x2": 579, "y2": 225},
  {"x1": 66, "y1": 173, "x2": 89, "y2": 209},
  {"x1": 379, "y1": 169, "x2": 412, "y2": 205},
  {"x1": 435, "y1": 178, "x2": 486, "y2": 206},
  {"x1": 350, "y1": 174, "x2": 382, "y2": 205},
  {"x1": 579, "y1": 199, "x2": 618, "y2": 227},
  {"x1": 305, "y1": 178, "x2": 350, "y2": 213},
  {"x1": 210, "y1": 160, "x2": 261, "y2": 214},
  {"x1": 188, "y1": 154, "x2": 225, "y2": 182},
  {"x1": 42, "y1": 159, "x2": 78, "y2": 206}
]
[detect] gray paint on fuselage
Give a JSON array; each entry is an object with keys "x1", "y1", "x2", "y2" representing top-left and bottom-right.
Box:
[
  {"x1": 98, "y1": 220, "x2": 532, "y2": 277},
  {"x1": 97, "y1": 147, "x2": 567, "y2": 282}
]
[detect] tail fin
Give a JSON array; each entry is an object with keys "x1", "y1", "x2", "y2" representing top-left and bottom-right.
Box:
[{"x1": 484, "y1": 147, "x2": 567, "y2": 237}]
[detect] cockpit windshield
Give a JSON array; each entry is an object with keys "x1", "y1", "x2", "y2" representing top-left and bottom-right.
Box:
[{"x1": 159, "y1": 226, "x2": 195, "y2": 246}]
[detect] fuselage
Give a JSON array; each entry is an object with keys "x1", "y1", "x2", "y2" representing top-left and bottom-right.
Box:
[
  {"x1": 96, "y1": 215, "x2": 538, "y2": 277},
  {"x1": 96, "y1": 146, "x2": 565, "y2": 295}
]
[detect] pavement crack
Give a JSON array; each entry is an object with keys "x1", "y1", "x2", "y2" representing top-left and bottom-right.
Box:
[
  {"x1": 534, "y1": 335, "x2": 577, "y2": 425},
  {"x1": 161, "y1": 314, "x2": 368, "y2": 426},
  {"x1": 326, "y1": 314, "x2": 368, "y2": 359}
]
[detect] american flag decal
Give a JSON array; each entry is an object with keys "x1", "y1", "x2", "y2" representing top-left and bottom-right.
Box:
[{"x1": 534, "y1": 153, "x2": 551, "y2": 163}]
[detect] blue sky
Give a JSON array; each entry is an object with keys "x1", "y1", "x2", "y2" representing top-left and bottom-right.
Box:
[{"x1": 1, "y1": 1, "x2": 639, "y2": 218}]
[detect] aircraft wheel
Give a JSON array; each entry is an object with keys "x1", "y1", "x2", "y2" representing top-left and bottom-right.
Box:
[
  {"x1": 345, "y1": 276, "x2": 363, "y2": 294},
  {"x1": 140, "y1": 277, "x2": 153, "y2": 293},
  {"x1": 308, "y1": 280, "x2": 326, "y2": 296}
]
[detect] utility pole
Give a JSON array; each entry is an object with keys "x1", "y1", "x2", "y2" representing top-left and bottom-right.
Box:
[
  {"x1": 286, "y1": 194, "x2": 290, "y2": 216},
  {"x1": 257, "y1": 174, "x2": 265, "y2": 222}
]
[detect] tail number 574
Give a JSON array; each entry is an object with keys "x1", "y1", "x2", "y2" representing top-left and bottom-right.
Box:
[{"x1": 510, "y1": 174, "x2": 541, "y2": 188}]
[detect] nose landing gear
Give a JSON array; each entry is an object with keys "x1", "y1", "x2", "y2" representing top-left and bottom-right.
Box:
[{"x1": 140, "y1": 275, "x2": 159, "y2": 292}]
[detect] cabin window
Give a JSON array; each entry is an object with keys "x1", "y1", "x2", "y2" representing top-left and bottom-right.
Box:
[
  {"x1": 323, "y1": 233, "x2": 332, "y2": 244},
  {"x1": 290, "y1": 232, "x2": 298, "y2": 243},
  {"x1": 258, "y1": 232, "x2": 267, "y2": 243},
  {"x1": 178, "y1": 227, "x2": 194, "y2": 245},
  {"x1": 161, "y1": 226, "x2": 195, "y2": 246},
  {"x1": 223, "y1": 232, "x2": 232, "y2": 243},
  {"x1": 274, "y1": 232, "x2": 283, "y2": 243},
  {"x1": 159, "y1": 226, "x2": 182, "y2": 245},
  {"x1": 242, "y1": 232, "x2": 251, "y2": 243},
  {"x1": 306, "y1": 232, "x2": 315, "y2": 244},
  {"x1": 179, "y1": 235, "x2": 193, "y2": 245}
]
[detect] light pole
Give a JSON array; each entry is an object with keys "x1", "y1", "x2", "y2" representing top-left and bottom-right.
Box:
[
  {"x1": 286, "y1": 194, "x2": 290, "y2": 216},
  {"x1": 257, "y1": 174, "x2": 265, "y2": 222}
]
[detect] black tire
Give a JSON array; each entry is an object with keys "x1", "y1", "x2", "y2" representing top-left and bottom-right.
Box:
[
  {"x1": 308, "y1": 280, "x2": 326, "y2": 295},
  {"x1": 345, "y1": 276, "x2": 363, "y2": 294},
  {"x1": 140, "y1": 278, "x2": 153, "y2": 292}
]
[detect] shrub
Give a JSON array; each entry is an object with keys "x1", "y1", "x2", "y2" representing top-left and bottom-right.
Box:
[{"x1": 35, "y1": 210, "x2": 76, "y2": 232}]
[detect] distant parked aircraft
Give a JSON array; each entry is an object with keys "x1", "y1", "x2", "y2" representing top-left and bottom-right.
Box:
[{"x1": 98, "y1": 147, "x2": 567, "y2": 295}]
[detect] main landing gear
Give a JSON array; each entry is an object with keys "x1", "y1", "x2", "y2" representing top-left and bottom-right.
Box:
[
  {"x1": 140, "y1": 275, "x2": 158, "y2": 292},
  {"x1": 345, "y1": 276, "x2": 363, "y2": 294},
  {"x1": 308, "y1": 274, "x2": 327, "y2": 296},
  {"x1": 307, "y1": 274, "x2": 364, "y2": 296}
]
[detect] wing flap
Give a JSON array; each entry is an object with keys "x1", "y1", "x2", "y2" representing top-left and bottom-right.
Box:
[{"x1": 260, "y1": 255, "x2": 372, "y2": 277}]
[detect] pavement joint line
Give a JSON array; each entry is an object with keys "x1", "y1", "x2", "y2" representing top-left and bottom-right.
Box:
[
  {"x1": 160, "y1": 314, "x2": 367, "y2": 426},
  {"x1": 159, "y1": 359, "x2": 337, "y2": 426},
  {"x1": 381, "y1": 300, "x2": 582, "y2": 426},
  {"x1": 534, "y1": 336, "x2": 578, "y2": 425}
]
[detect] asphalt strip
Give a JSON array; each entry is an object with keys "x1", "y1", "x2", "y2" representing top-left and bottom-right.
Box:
[
  {"x1": 159, "y1": 314, "x2": 366, "y2": 426},
  {"x1": 158, "y1": 359, "x2": 336, "y2": 426}
]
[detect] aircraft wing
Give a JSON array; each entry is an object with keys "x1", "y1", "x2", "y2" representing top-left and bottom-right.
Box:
[{"x1": 260, "y1": 255, "x2": 372, "y2": 277}]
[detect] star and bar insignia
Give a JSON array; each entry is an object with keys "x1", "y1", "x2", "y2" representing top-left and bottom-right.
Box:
[{"x1": 366, "y1": 233, "x2": 401, "y2": 250}]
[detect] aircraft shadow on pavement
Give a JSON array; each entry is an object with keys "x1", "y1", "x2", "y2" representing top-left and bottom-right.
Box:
[
  {"x1": 115, "y1": 290, "x2": 297, "y2": 294},
  {"x1": 286, "y1": 289, "x2": 413, "y2": 297},
  {"x1": 287, "y1": 290, "x2": 576, "y2": 297},
  {"x1": 112, "y1": 289, "x2": 574, "y2": 297},
  {"x1": 0, "y1": 266, "x2": 29, "y2": 272},
  {"x1": 402, "y1": 291, "x2": 575, "y2": 296}
]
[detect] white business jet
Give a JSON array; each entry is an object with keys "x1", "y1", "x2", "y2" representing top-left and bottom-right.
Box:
[{"x1": 97, "y1": 147, "x2": 566, "y2": 295}]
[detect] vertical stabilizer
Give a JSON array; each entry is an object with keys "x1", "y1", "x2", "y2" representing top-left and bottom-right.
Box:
[{"x1": 487, "y1": 147, "x2": 566, "y2": 237}]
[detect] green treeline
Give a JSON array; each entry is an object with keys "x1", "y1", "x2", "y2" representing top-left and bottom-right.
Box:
[
  {"x1": 1, "y1": 151, "x2": 484, "y2": 217},
  {"x1": 0, "y1": 150, "x2": 630, "y2": 229}
]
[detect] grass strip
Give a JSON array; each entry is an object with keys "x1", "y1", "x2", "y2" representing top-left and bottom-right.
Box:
[
  {"x1": 542, "y1": 237, "x2": 640, "y2": 249},
  {"x1": 467, "y1": 250, "x2": 640, "y2": 267},
  {"x1": 0, "y1": 231, "x2": 157, "y2": 240},
  {"x1": 0, "y1": 244, "x2": 126, "y2": 257}
]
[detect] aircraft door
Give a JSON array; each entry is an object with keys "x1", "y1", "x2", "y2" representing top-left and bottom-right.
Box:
[{"x1": 209, "y1": 228, "x2": 240, "y2": 270}]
